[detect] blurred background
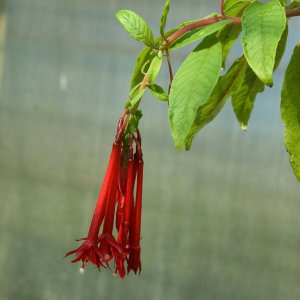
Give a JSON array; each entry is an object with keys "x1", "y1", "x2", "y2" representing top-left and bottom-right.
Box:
[{"x1": 0, "y1": 0, "x2": 299, "y2": 299}]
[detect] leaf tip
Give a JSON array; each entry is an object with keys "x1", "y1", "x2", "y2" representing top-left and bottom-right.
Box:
[
  {"x1": 115, "y1": 9, "x2": 125, "y2": 20},
  {"x1": 240, "y1": 123, "x2": 248, "y2": 131},
  {"x1": 184, "y1": 143, "x2": 191, "y2": 151},
  {"x1": 261, "y1": 74, "x2": 273, "y2": 87},
  {"x1": 174, "y1": 141, "x2": 183, "y2": 151}
]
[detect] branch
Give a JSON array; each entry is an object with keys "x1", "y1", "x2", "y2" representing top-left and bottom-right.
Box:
[
  {"x1": 220, "y1": 0, "x2": 224, "y2": 17},
  {"x1": 130, "y1": 5, "x2": 300, "y2": 114},
  {"x1": 286, "y1": 8, "x2": 300, "y2": 18},
  {"x1": 163, "y1": 7, "x2": 300, "y2": 49},
  {"x1": 164, "y1": 16, "x2": 222, "y2": 47},
  {"x1": 166, "y1": 50, "x2": 173, "y2": 93}
]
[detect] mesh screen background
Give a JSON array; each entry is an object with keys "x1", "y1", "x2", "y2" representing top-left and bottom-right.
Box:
[{"x1": 0, "y1": 0, "x2": 299, "y2": 299}]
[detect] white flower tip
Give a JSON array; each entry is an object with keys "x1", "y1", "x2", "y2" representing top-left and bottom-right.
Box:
[{"x1": 79, "y1": 267, "x2": 85, "y2": 274}]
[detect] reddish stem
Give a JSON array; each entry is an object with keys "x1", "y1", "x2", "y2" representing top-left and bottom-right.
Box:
[
  {"x1": 166, "y1": 50, "x2": 173, "y2": 93},
  {"x1": 163, "y1": 7, "x2": 300, "y2": 50},
  {"x1": 228, "y1": 17, "x2": 242, "y2": 24},
  {"x1": 116, "y1": 117, "x2": 129, "y2": 144},
  {"x1": 286, "y1": 8, "x2": 300, "y2": 18},
  {"x1": 165, "y1": 16, "x2": 222, "y2": 47},
  {"x1": 220, "y1": 0, "x2": 224, "y2": 17}
]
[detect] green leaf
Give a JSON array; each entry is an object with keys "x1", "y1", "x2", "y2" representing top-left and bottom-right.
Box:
[
  {"x1": 281, "y1": 42, "x2": 300, "y2": 181},
  {"x1": 231, "y1": 25, "x2": 288, "y2": 130},
  {"x1": 160, "y1": 0, "x2": 170, "y2": 37},
  {"x1": 126, "y1": 88, "x2": 146, "y2": 110},
  {"x1": 218, "y1": 24, "x2": 242, "y2": 67},
  {"x1": 279, "y1": 0, "x2": 287, "y2": 6},
  {"x1": 127, "y1": 52, "x2": 162, "y2": 109},
  {"x1": 129, "y1": 82, "x2": 141, "y2": 97},
  {"x1": 168, "y1": 37, "x2": 222, "y2": 150},
  {"x1": 231, "y1": 67, "x2": 264, "y2": 130},
  {"x1": 146, "y1": 51, "x2": 163, "y2": 84},
  {"x1": 148, "y1": 84, "x2": 168, "y2": 101},
  {"x1": 288, "y1": 0, "x2": 300, "y2": 9},
  {"x1": 125, "y1": 115, "x2": 139, "y2": 135},
  {"x1": 135, "y1": 109, "x2": 143, "y2": 120},
  {"x1": 116, "y1": 10, "x2": 154, "y2": 46},
  {"x1": 170, "y1": 19, "x2": 231, "y2": 50},
  {"x1": 185, "y1": 56, "x2": 247, "y2": 149},
  {"x1": 273, "y1": 24, "x2": 288, "y2": 70},
  {"x1": 241, "y1": 0, "x2": 286, "y2": 86},
  {"x1": 220, "y1": 0, "x2": 247, "y2": 66},
  {"x1": 224, "y1": 0, "x2": 255, "y2": 17},
  {"x1": 130, "y1": 47, "x2": 155, "y2": 89}
]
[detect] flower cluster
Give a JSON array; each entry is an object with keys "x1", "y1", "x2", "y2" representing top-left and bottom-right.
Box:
[{"x1": 65, "y1": 111, "x2": 143, "y2": 279}]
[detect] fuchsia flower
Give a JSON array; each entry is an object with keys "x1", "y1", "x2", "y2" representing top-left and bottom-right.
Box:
[{"x1": 65, "y1": 111, "x2": 144, "y2": 279}]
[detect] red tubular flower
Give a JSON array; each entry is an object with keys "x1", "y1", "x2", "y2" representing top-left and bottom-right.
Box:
[
  {"x1": 97, "y1": 161, "x2": 124, "y2": 258},
  {"x1": 97, "y1": 149, "x2": 127, "y2": 277},
  {"x1": 115, "y1": 151, "x2": 128, "y2": 231},
  {"x1": 65, "y1": 142, "x2": 121, "y2": 269},
  {"x1": 116, "y1": 192, "x2": 125, "y2": 231},
  {"x1": 119, "y1": 149, "x2": 135, "y2": 246},
  {"x1": 65, "y1": 111, "x2": 144, "y2": 279},
  {"x1": 127, "y1": 140, "x2": 143, "y2": 274}
]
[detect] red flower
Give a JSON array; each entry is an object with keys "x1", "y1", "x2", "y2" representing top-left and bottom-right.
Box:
[
  {"x1": 65, "y1": 112, "x2": 144, "y2": 279},
  {"x1": 65, "y1": 142, "x2": 122, "y2": 269},
  {"x1": 127, "y1": 139, "x2": 143, "y2": 274},
  {"x1": 117, "y1": 148, "x2": 136, "y2": 247}
]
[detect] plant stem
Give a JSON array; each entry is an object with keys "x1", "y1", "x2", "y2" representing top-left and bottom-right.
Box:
[
  {"x1": 164, "y1": 7, "x2": 300, "y2": 49},
  {"x1": 166, "y1": 50, "x2": 173, "y2": 93},
  {"x1": 164, "y1": 16, "x2": 222, "y2": 47},
  {"x1": 228, "y1": 17, "x2": 242, "y2": 24},
  {"x1": 220, "y1": 0, "x2": 224, "y2": 17},
  {"x1": 286, "y1": 8, "x2": 300, "y2": 18},
  {"x1": 131, "y1": 6, "x2": 300, "y2": 113}
]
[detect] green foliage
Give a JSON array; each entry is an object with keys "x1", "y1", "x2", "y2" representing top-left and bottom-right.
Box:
[
  {"x1": 160, "y1": 0, "x2": 170, "y2": 38},
  {"x1": 231, "y1": 67, "x2": 264, "y2": 130},
  {"x1": 279, "y1": 0, "x2": 287, "y2": 5},
  {"x1": 185, "y1": 56, "x2": 248, "y2": 149},
  {"x1": 127, "y1": 88, "x2": 145, "y2": 110},
  {"x1": 116, "y1": 0, "x2": 300, "y2": 180},
  {"x1": 170, "y1": 19, "x2": 231, "y2": 50},
  {"x1": 116, "y1": 10, "x2": 154, "y2": 46},
  {"x1": 169, "y1": 37, "x2": 222, "y2": 150},
  {"x1": 130, "y1": 47, "x2": 155, "y2": 89},
  {"x1": 281, "y1": 42, "x2": 300, "y2": 181},
  {"x1": 273, "y1": 25, "x2": 289, "y2": 70},
  {"x1": 287, "y1": 0, "x2": 300, "y2": 9},
  {"x1": 148, "y1": 84, "x2": 168, "y2": 101},
  {"x1": 241, "y1": 0, "x2": 286, "y2": 86},
  {"x1": 224, "y1": 0, "x2": 255, "y2": 17},
  {"x1": 231, "y1": 25, "x2": 288, "y2": 129},
  {"x1": 125, "y1": 114, "x2": 139, "y2": 135},
  {"x1": 127, "y1": 52, "x2": 162, "y2": 110},
  {"x1": 146, "y1": 51, "x2": 163, "y2": 83},
  {"x1": 218, "y1": 24, "x2": 241, "y2": 66},
  {"x1": 289, "y1": 0, "x2": 300, "y2": 8}
]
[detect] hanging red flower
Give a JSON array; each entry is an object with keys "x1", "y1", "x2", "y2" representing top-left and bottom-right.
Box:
[{"x1": 65, "y1": 111, "x2": 144, "y2": 279}]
